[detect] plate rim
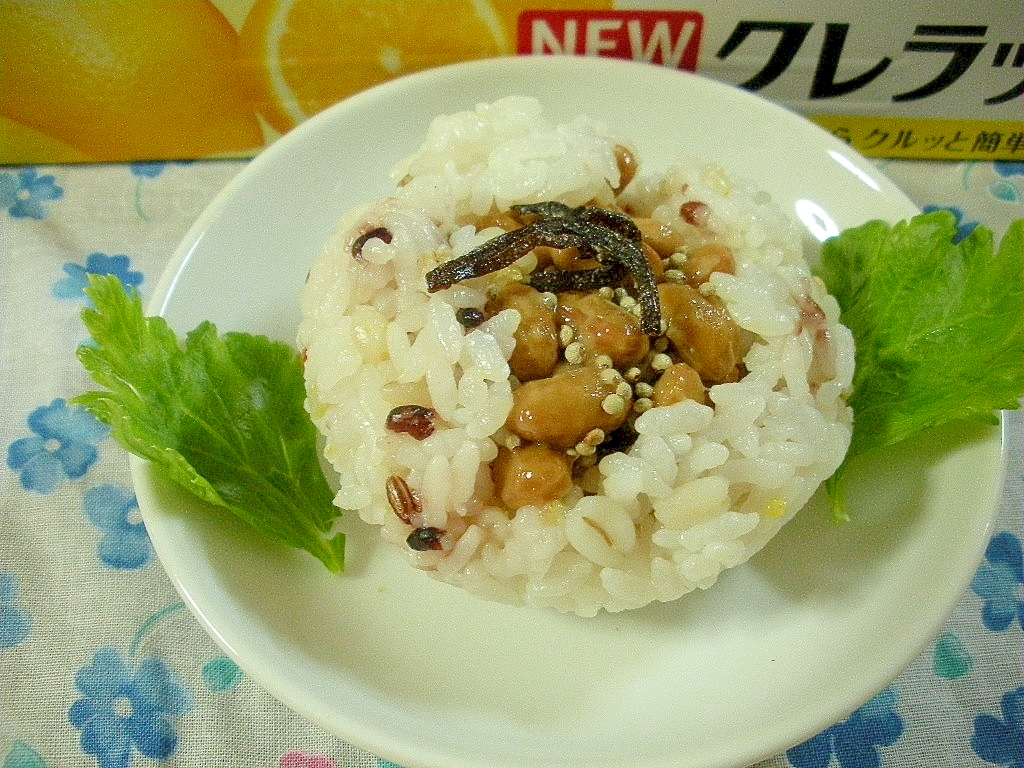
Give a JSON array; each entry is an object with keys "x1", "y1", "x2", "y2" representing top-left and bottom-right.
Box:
[{"x1": 134, "y1": 55, "x2": 1007, "y2": 768}]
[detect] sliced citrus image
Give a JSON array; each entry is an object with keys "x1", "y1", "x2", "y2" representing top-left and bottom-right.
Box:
[
  {"x1": 0, "y1": 0, "x2": 264, "y2": 163},
  {"x1": 238, "y1": 0, "x2": 613, "y2": 135}
]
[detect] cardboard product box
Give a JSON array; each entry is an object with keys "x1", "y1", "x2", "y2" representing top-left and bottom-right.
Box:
[{"x1": 1, "y1": 0, "x2": 1021, "y2": 165}]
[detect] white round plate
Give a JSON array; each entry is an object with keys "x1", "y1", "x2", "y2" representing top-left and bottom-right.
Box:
[{"x1": 136, "y1": 57, "x2": 1006, "y2": 768}]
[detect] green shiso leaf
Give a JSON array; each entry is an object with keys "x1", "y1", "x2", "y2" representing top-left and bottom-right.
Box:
[
  {"x1": 73, "y1": 274, "x2": 343, "y2": 572},
  {"x1": 817, "y1": 211, "x2": 1024, "y2": 520}
]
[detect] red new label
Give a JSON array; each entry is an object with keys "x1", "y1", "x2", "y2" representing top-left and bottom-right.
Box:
[{"x1": 517, "y1": 11, "x2": 704, "y2": 70}]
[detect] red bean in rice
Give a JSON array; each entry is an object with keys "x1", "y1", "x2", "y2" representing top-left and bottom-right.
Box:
[{"x1": 298, "y1": 97, "x2": 853, "y2": 616}]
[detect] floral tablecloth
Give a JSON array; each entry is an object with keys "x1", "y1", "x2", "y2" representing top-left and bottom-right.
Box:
[{"x1": 1, "y1": 157, "x2": 1022, "y2": 768}]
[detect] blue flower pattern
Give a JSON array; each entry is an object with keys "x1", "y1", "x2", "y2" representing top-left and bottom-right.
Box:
[
  {"x1": 130, "y1": 161, "x2": 193, "y2": 219},
  {"x1": 921, "y1": 204, "x2": 979, "y2": 243},
  {"x1": 0, "y1": 572, "x2": 33, "y2": 650},
  {"x1": 6, "y1": 399, "x2": 109, "y2": 493},
  {"x1": 201, "y1": 656, "x2": 244, "y2": 693},
  {"x1": 130, "y1": 163, "x2": 168, "y2": 180},
  {"x1": 787, "y1": 688, "x2": 903, "y2": 768},
  {"x1": 985, "y1": 162, "x2": 1023, "y2": 203},
  {"x1": 994, "y1": 162, "x2": 1024, "y2": 179},
  {"x1": 2, "y1": 741, "x2": 48, "y2": 768},
  {"x1": 130, "y1": 161, "x2": 192, "y2": 179},
  {"x1": 53, "y1": 253, "x2": 144, "y2": 303},
  {"x1": 83, "y1": 485, "x2": 153, "y2": 570},
  {"x1": 69, "y1": 646, "x2": 192, "y2": 768},
  {"x1": 971, "y1": 532, "x2": 1024, "y2": 632},
  {"x1": 971, "y1": 686, "x2": 1024, "y2": 768},
  {"x1": 0, "y1": 167, "x2": 63, "y2": 219},
  {"x1": 0, "y1": 152, "x2": 1020, "y2": 766}
]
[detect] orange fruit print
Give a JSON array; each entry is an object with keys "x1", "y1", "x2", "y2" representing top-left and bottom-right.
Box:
[
  {"x1": 0, "y1": 0, "x2": 263, "y2": 162},
  {"x1": 237, "y1": 0, "x2": 613, "y2": 135},
  {"x1": 0, "y1": 0, "x2": 614, "y2": 163}
]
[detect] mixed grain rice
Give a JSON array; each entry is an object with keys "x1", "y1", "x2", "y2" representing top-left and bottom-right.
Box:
[{"x1": 298, "y1": 97, "x2": 853, "y2": 616}]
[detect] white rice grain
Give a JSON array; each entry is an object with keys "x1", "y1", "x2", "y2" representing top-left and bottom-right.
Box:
[{"x1": 299, "y1": 97, "x2": 853, "y2": 616}]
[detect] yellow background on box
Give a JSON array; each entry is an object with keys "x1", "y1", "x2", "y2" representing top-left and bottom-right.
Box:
[
  {"x1": 1, "y1": 1, "x2": 266, "y2": 163},
  {"x1": 1, "y1": 0, "x2": 1020, "y2": 164},
  {"x1": 0, "y1": 0, "x2": 608, "y2": 164}
]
